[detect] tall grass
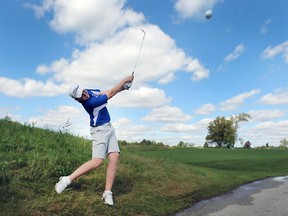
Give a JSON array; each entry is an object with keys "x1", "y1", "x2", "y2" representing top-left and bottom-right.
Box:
[
  {"x1": 0, "y1": 118, "x2": 90, "y2": 206},
  {"x1": 1, "y1": 118, "x2": 288, "y2": 215},
  {"x1": 0, "y1": 118, "x2": 205, "y2": 215}
]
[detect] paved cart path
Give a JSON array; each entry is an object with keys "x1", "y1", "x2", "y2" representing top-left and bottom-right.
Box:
[{"x1": 175, "y1": 176, "x2": 288, "y2": 216}]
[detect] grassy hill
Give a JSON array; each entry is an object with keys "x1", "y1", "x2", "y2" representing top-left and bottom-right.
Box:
[{"x1": 1, "y1": 118, "x2": 288, "y2": 215}]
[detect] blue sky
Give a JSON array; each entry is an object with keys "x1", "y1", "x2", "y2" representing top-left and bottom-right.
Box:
[{"x1": 1, "y1": 0, "x2": 288, "y2": 147}]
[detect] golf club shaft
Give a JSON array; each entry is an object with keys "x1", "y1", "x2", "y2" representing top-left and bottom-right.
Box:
[
  {"x1": 132, "y1": 29, "x2": 146, "y2": 75},
  {"x1": 124, "y1": 29, "x2": 146, "y2": 90}
]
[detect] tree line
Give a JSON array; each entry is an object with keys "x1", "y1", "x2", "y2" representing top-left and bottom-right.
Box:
[{"x1": 119, "y1": 112, "x2": 287, "y2": 149}]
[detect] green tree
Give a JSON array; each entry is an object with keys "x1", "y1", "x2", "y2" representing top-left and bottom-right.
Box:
[
  {"x1": 177, "y1": 141, "x2": 185, "y2": 147},
  {"x1": 205, "y1": 113, "x2": 251, "y2": 148},
  {"x1": 177, "y1": 141, "x2": 195, "y2": 147},
  {"x1": 205, "y1": 116, "x2": 236, "y2": 148},
  {"x1": 280, "y1": 138, "x2": 288, "y2": 148},
  {"x1": 230, "y1": 113, "x2": 251, "y2": 144},
  {"x1": 230, "y1": 112, "x2": 251, "y2": 130}
]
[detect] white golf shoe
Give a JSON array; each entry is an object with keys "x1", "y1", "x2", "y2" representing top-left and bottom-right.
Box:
[
  {"x1": 55, "y1": 176, "x2": 71, "y2": 194},
  {"x1": 102, "y1": 191, "x2": 114, "y2": 206}
]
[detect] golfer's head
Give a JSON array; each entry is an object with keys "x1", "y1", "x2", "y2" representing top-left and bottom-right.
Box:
[{"x1": 68, "y1": 84, "x2": 85, "y2": 99}]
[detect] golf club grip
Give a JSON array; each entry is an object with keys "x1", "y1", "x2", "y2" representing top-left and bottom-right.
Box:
[
  {"x1": 123, "y1": 81, "x2": 132, "y2": 90},
  {"x1": 125, "y1": 71, "x2": 134, "y2": 90}
]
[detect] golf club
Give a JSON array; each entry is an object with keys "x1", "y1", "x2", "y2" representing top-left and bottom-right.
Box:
[{"x1": 123, "y1": 29, "x2": 146, "y2": 90}]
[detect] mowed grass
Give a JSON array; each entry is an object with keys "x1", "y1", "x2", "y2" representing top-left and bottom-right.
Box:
[
  {"x1": 138, "y1": 147, "x2": 288, "y2": 177},
  {"x1": 138, "y1": 147, "x2": 288, "y2": 169},
  {"x1": 1, "y1": 118, "x2": 288, "y2": 216}
]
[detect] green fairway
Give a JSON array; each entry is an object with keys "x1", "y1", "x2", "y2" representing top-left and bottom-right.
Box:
[
  {"x1": 138, "y1": 147, "x2": 288, "y2": 163},
  {"x1": 138, "y1": 147, "x2": 288, "y2": 175}
]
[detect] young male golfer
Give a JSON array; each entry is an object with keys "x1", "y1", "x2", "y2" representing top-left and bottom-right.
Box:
[{"x1": 55, "y1": 75, "x2": 134, "y2": 206}]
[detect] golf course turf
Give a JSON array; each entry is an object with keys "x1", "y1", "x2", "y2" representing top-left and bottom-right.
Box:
[{"x1": 1, "y1": 118, "x2": 288, "y2": 215}]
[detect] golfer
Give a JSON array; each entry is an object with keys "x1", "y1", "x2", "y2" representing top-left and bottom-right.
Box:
[{"x1": 55, "y1": 75, "x2": 134, "y2": 206}]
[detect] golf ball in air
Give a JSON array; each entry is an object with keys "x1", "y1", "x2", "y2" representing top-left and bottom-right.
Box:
[{"x1": 204, "y1": 10, "x2": 213, "y2": 19}]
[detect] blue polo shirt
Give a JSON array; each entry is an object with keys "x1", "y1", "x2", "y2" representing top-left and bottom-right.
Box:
[{"x1": 81, "y1": 89, "x2": 111, "y2": 127}]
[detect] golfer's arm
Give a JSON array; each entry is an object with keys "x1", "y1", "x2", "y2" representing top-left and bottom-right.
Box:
[{"x1": 101, "y1": 79, "x2": 126, "y2": 99}]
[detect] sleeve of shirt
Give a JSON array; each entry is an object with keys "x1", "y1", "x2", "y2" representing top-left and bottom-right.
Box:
[
  {"x1": 84, "y1": 93, "x2": 108, "y2": 108},
  {"x1": 90, "y1": 89, "x2": 100, "y2": 95}
]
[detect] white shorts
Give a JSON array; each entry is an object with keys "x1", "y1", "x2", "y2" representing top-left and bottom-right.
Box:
[{"x1": 90, "y1": 122, "x2": 120, "y2": 159}]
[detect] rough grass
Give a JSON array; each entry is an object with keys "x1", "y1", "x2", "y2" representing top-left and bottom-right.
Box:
[{"x1": 1, "y1": 118, "x2": 288, "y2": 216}]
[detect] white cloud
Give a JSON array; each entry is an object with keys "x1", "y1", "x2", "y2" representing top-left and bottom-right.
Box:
[
  {"x1": 174, "y1": 0, "x2": 222, "y2": 20},
  {"x1": 112, "y1": 117, "x2": 204, "y2": 145},
  {"x1": 114, "y1": 117, "x2": 213, "y2": 145},
  {"x1": 29, "y1": 106, "x2": 81, "y2": 125},
  {"x1": 28, "y1": 105, "x2": 87, "y2": 132},
  {"x1": 195, "y1": 103, "x2": 215, "y2": 115},
  {"x1": 254, "y1": 121, "x2": 288, "y2": 135},
  {"x1": 262, "y1": 41, "x2": 288, "y2": 63},
  {"x1": 220, "y1": 89, "x2": 261, "y2": 111},
  {"x1": 23, "y1": 0, "x2": 54, "y2": 18},
  {"x1": 110, "y1": 86, "x2": 171, "y2": 108},
  {"x1": 186, "y1": 58, "x2": 209, "y2": 81},
  {"x1": 161, "y1": 123, "x2": 197, "y2": 133},
  {"x1": 0, "y1": 77, "x2": 68, "y2": 98},
  {"x1": 248, "y1": 109, "x2": 286, "y2": 122},
  {"x1": 224, "y1": 43, "x2": 245, "y2": 63},
  {"x1": 39, "y1": 25, "x2": 209, "y2": 88},
  {"x1": 36, "y1": 64, "x2": 51, "y2": 75},
  {"x1": 259, "y1": 88, "x2": 288, "y2": 105},
  {"x1": 260, "y1": 19, "x2": 272, "y2": 35},
  {"x1": 5, "y1": 0, "x2": 211, "y2": 99},
  {"x1": 0, "y1": 106, "x2": 21, "y2": 122},
  {"x1": 161, "y1": 118, "x2": 212, "y2": 133},
  {"x1": 26, "y1": 0, "x2": 144, "y2": 45},
  {"x1": 112, "y1": 118, "x2": 151, "y2": 141},
  {"x1": 241, "y1": 121, "x2": 288, "y2": 146},
  {"x1": 0, "y1": 29, "x2": 210, "y2": 99},
  {"x1": 142, "y1": 106, "x2": 192, "y2": 123}
]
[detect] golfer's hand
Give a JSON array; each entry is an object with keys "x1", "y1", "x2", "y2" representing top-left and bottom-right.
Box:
[
  {"x1": 126, "y1": 75, "x2": 134, "y2": 82},
  {"x1": 123, "y1": 75, "x2": 134, "y2": 90}
]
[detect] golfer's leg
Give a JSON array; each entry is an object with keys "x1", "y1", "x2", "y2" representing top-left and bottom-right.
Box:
[
  {"x1": 69, "y1": 158, "x2": 103, "y2": 181},
  {"x1": 105, "y1": 152, "x2": 119, "y2": 191}
]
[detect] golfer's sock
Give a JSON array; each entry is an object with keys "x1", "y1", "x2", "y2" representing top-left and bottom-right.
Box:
[{"x1": 65, "y1": 176, "x2": 72, "y2": 184}]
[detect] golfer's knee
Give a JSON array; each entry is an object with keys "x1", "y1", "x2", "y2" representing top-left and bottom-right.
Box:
[
  {"x1": 108, "y1": 152, "x2": 120, "y2": 164},
  {"x1": 91, "y1": 158, "x2": 103, "y2": 168}
]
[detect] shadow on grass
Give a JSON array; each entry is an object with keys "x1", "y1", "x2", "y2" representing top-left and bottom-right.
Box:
[{"x1": 113, "y1": 175, "x2": 135, "y2": 195}]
